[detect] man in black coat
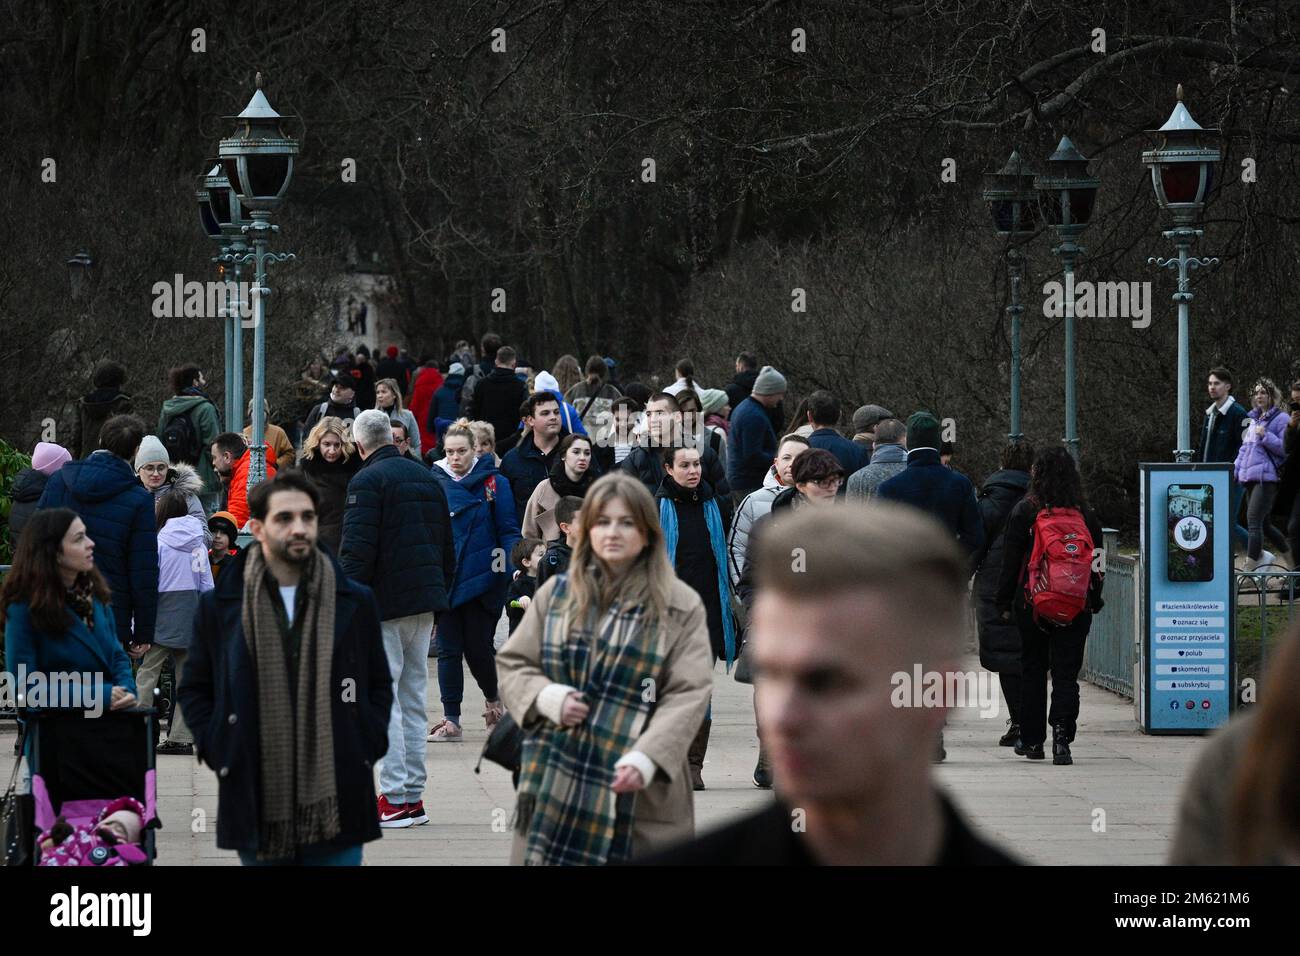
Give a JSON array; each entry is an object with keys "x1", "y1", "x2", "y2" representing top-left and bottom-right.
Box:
[
  {"x1": 340, "y1": 410, "x2": 455, "y2": 829},
  {"x1": 180, "y1": 471, "x2": 393, "y2": 864},
  {"x1": 499, "y1": 391, "x2": 566, "y2": 515},
  {"x1": 641, "y1": 504, "x2": 1018, "y2": 866},
  {"x1": 723, "y1": 351, "x2": 760, "y2": 410},
  {"x1": 465, "y1": 345, "x2": 529, "y2": 450},
  {"x1": 1198, "y1": 366, "x2": 1250, "y2": 553},
  {"x1": 621, "y1": 392, "x2": 732, "y2": 523}
]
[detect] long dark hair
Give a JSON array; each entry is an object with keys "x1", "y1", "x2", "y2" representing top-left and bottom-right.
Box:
[
  {"x1": 1026, "y1": 447, "x2": 1086, "y2": 510},
  {"x1": 0, "y1": 508, "x2": 110, "y2": 633},
  {"x1": 155, "y1": 490, "x2": 190, "y2": 530}
]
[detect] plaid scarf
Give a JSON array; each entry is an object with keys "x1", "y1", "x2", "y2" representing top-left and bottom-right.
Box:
[
  {"x1": 515, "y1": 574, "x2": 666, "y2": 865},
  {"x1": 241, "y1": 545, "x2": 340, "y2": 860}
]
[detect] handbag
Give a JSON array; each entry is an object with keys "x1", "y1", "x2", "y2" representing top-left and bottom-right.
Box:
[
  {"x1": 475, "y1": 712, "x2": 523, "y2": 778},
  {"x1": 1, "y1": 725, "x2": 34, "y2": 866}
]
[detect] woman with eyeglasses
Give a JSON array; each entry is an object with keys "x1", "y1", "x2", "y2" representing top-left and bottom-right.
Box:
[
  {"x1": 1234, "y1": 377, "x2": 1291, "y2": 570},
  {"x1": 375, "y1": 377, "x2": 422, "y2": 460}
]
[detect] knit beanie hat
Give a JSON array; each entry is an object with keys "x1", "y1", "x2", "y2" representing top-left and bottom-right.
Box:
[
  {"x1": 752, "y1": 366, "x2": 787, "y2": 396},
  {"x1": 449, "y1": 362, "x2": 465, "y2": 376},
  {"x1": 32, "y1": 442, "x2": 72, "y2": 476},
  {"x1": 852, "y1": 404, "x2": 894, "y2": 434},
  {"x1": 698, "y1": 388, "x2": 729, "y2": 415},
  {"x1": 134, "y1": 435, "x2": 170, "y2": 471},
  {"x1": 386, "y1": 345, "x2": 399, "y2": 358},
  {"x1": 208, "y1": 511, "x2": 239, "y2": 541},
  {"x1": 534, "y1": 371, "x2": 561, "y2": 395},
  {"x1": 906, "y1": 411, "x2": 942, "y2": 452}
]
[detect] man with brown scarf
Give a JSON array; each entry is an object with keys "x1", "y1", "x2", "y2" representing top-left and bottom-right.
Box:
[{"x1": 180, "y1": 471, "x2": 393, "y2": 865}]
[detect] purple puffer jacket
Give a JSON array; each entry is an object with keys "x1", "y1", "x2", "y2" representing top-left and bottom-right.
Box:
[
  {"x1": 37, "y1": 796, "x2": 149, "y2": 866},
  {"x1": 1234, "y1": 406, "x2": 1289, "y2": 484}
]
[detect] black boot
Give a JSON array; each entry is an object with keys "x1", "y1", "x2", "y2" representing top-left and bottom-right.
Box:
[
  {"x1": 1015, "y1": 740, "x2": 1045, "y2": 760},
  {"x1": 753, "y1": 736, "x2": 773, "y2": 789},
  {"x1": 1052, "y1": 724, "x2": 1073, "y2": 765},
  {"x1": 688, "y1": 718, "x2": 711, "y2": 791},
  {"x1": 933, "y1": 731, "x2": 946, "y2": 763},
  {"x1": 998, "y1": 720, "x2": 1020, "y2": 747}
]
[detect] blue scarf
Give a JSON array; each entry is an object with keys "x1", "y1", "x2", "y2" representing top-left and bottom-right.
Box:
[{"x1": 659, "y1": 495, "x2": 736, "y2": 670}]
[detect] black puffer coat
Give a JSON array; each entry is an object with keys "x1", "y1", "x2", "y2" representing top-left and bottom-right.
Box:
[
  {"x1": 296, "y1": 452, "x2": 363, "y2": 554},
  {"x1": 971, "y1": 469, "x2": 1030, "y2": 674},
  {"x1": 8, "y1": 467, "x2": 47, "y2": 541}
]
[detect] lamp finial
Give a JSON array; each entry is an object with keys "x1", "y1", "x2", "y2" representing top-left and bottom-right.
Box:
[
  {"x1": 1176, "y1": 83, "x2": 1184, "y2": 102},
  {"x1": 255, "y1": 71, "x2": 264, "y2": 90}
]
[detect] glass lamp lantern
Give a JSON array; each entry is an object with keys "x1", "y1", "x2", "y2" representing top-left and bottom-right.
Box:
[
  {"x1": 218, "y1": 73, "x2": 298, "y2": 214},
  {"x1": 1034, "y1": 136, "x2": 1100, "y2": 236},
  {"x1": 983, "y1": 150, "x2": 1039, "y2": 236},
  {"x1": 1142, "y1": 85, "x2": 1220, "y2": 226}
]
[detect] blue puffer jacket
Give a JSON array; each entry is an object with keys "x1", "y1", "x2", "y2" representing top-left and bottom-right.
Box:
[
  {"x1": 339, "y1": 444, "x2": 456, "y2": 620},
  {"x1": 431, "y1": 455, "x2": 522, "y2": 611},
  {"x1": 430, "y1": 373, "x2": 465, "y2": 430},
  {"x1": 36, "y1": 452, "x2": 159, "y2": 647}
]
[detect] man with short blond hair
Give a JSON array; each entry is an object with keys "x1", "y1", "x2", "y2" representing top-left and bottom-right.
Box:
[{"x1": 644, "y1": 503, "x2": 1017, "y2": 865}]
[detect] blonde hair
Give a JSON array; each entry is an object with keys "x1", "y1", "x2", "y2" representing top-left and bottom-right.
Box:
[
  {"x1": 375, "y1": 378, "x2": 405, "y2": 412},
  {"x1": 566, "y1": 473, "x2": 673, "y2": 628},
  {"x1": 552, "y1": 354, "x2": 583, "y2": 395},
  {"x1": 444, "y1": 418, "x2": 476, "y2": 448},
  {"x1": 468, "y1": 420, "x2": 496, "y2": 451},
  {"x1": 302, "y1": 416, "x2": 356, "y2": 462},
  {"x1": 1252, "y1": 377, "x2": 1283, "y2": 408}
]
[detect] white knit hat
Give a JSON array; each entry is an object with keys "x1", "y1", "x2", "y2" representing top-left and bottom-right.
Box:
[{"x1": 134, "y1": 435, "x2": 170, "y2": 471}]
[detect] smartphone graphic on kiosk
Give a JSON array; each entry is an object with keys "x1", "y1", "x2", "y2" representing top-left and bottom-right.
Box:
[{"x1": 1167, "y1": 484, "x2": 1214, "y2": 582}]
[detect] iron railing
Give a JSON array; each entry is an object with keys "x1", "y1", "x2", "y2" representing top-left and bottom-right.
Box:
[{"x1": 1081, "y1": 530, "x2": 1137, "y2": 698}]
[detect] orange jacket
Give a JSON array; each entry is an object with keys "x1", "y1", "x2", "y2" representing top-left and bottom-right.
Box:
[{"x1": 227, "y1": 445, "x2": 278, "y2": 529}]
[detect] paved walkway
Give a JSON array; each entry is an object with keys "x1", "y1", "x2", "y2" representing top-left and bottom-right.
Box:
[{"x1": 1, "y1": 650, "x2": 1206, "y2": 865}]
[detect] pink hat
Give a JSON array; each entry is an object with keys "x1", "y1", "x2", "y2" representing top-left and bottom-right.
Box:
[{"x1": 32, "y1": 442, "x2": 72, "y2": 476}]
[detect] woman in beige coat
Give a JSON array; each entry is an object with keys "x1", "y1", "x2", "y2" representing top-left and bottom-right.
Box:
[
  {"x1": 497, "y1": 472, "x2": 714, "y2": 865},
  {"x1": 521, "y1": 433, "x2": 596, "y2": 543}
]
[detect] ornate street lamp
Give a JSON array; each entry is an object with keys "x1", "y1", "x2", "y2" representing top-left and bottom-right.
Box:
[
  {"x1": 67, "y1": 250, "x2": 94, "y2": 300},
  {"x1": 199, "y1": 164, "x2": 250, "y2": 431},
  {"x1": 983, "y1": 150, "x2": 1038, "y2": 443},
  {"x1": 218, "y1": 72, "x2": 298, "y2": 491},
  {"x1": 1143, "y1": 84, "x2": 1221, "y2": 463},
  {"x1": 1035, "y1": 136, "x2": 1101, "y2": 461}
]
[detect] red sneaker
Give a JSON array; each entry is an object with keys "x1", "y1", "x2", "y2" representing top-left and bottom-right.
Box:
[
  {"x1": 405, "y1": 800, "x2": 429, "y2": 826},
  {"x1": 377, "y1": 794, "x2": 412, "y2": 829}
]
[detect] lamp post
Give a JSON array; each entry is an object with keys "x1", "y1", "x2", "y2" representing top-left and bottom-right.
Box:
[
  {"x1": 200, "y1": 164, "x2": 250, "y2": 432},
  {"x1": 218, "y1": 72, "x2": 298, "y2": 490},
  {"x1": 1035, "y1": 136, "x2": 1100, "y2": 462},
  {"x1": 66, "y1": 251, "x2": 94, "y2": 300},
  {"x1": 983, "y1": 150, "x2": 1039, "y2": 443},
  {"x1": 1143, "y1": 85, "x2": 1221, "y2": 463}
]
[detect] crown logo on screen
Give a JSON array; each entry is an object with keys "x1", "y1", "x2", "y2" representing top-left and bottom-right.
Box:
[{"x1": 1179, "y1": 519, "x2": 1201, "y2": 543}]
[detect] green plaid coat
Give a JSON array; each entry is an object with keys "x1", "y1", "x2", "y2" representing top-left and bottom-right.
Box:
[{"x1": 497, "y1": 573, "x2": 715, "y2": 864}]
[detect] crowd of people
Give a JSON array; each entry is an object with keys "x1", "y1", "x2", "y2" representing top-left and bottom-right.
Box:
[{"x1": 3, "y1": 339, "x2": 1298, "y2": 866}]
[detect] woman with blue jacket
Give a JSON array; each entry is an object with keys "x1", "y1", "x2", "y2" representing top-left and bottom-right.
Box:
[
  {"x1": 2, "y1": 508, "x2": 137, "y2": 727},
  {"x1": 1234, "y1": 378, "x2": 1292, "y2": 569},
  {"x1": 428, "y1": 420, "x2": 522, "y2": 741}
]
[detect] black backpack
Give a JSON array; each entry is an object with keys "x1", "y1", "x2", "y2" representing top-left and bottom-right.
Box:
[{"x1": 160, "y1": 405, "x2": 206, "y2": 465}]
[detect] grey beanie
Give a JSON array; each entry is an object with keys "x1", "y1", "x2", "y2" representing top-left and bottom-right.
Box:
[
  {"x1": 134, "y1": 435, "x2": 170, "y2": 471},
  {"x1": 852, "y1": 404, "x2": 894, "y2": 434},
  {"x1": 752, "y1": 365, "x2": 787, "y2": 396}
]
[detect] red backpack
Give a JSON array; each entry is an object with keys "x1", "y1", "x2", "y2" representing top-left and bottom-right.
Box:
[{"x1": 1024, "y1": 507, "x2": 1094, "y2": 626}]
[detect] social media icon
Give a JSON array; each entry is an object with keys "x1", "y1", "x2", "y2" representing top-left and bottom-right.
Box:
[
  {"x1": 1201, "y1": 699, "x2": 1211, "y2": 709},
  {"x1": 1185, "y1": 699, "x2": 1196, "y2": 710},
  {"x1": 1169, "y1": 700, "x2": 1179, "y2": 710}
]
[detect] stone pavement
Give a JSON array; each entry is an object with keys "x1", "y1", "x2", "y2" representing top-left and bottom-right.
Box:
[{"x1": 0, "y1": 651, "x2": 1206, "y2": 866}]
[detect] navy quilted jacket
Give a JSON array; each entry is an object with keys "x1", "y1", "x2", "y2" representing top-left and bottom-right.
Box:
[
  {"x1": 339, "y1": 444, "x2": 456, "y2": 620},
  {"x1": 431, "y1": 455, "x2": 522, "y2": 611},
  {"x1": 876, "y1": 448, "x2": 985, "y2": 558},
  {"x1": 36, "y1": 451, "x2": 159, "y2": 646}
]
